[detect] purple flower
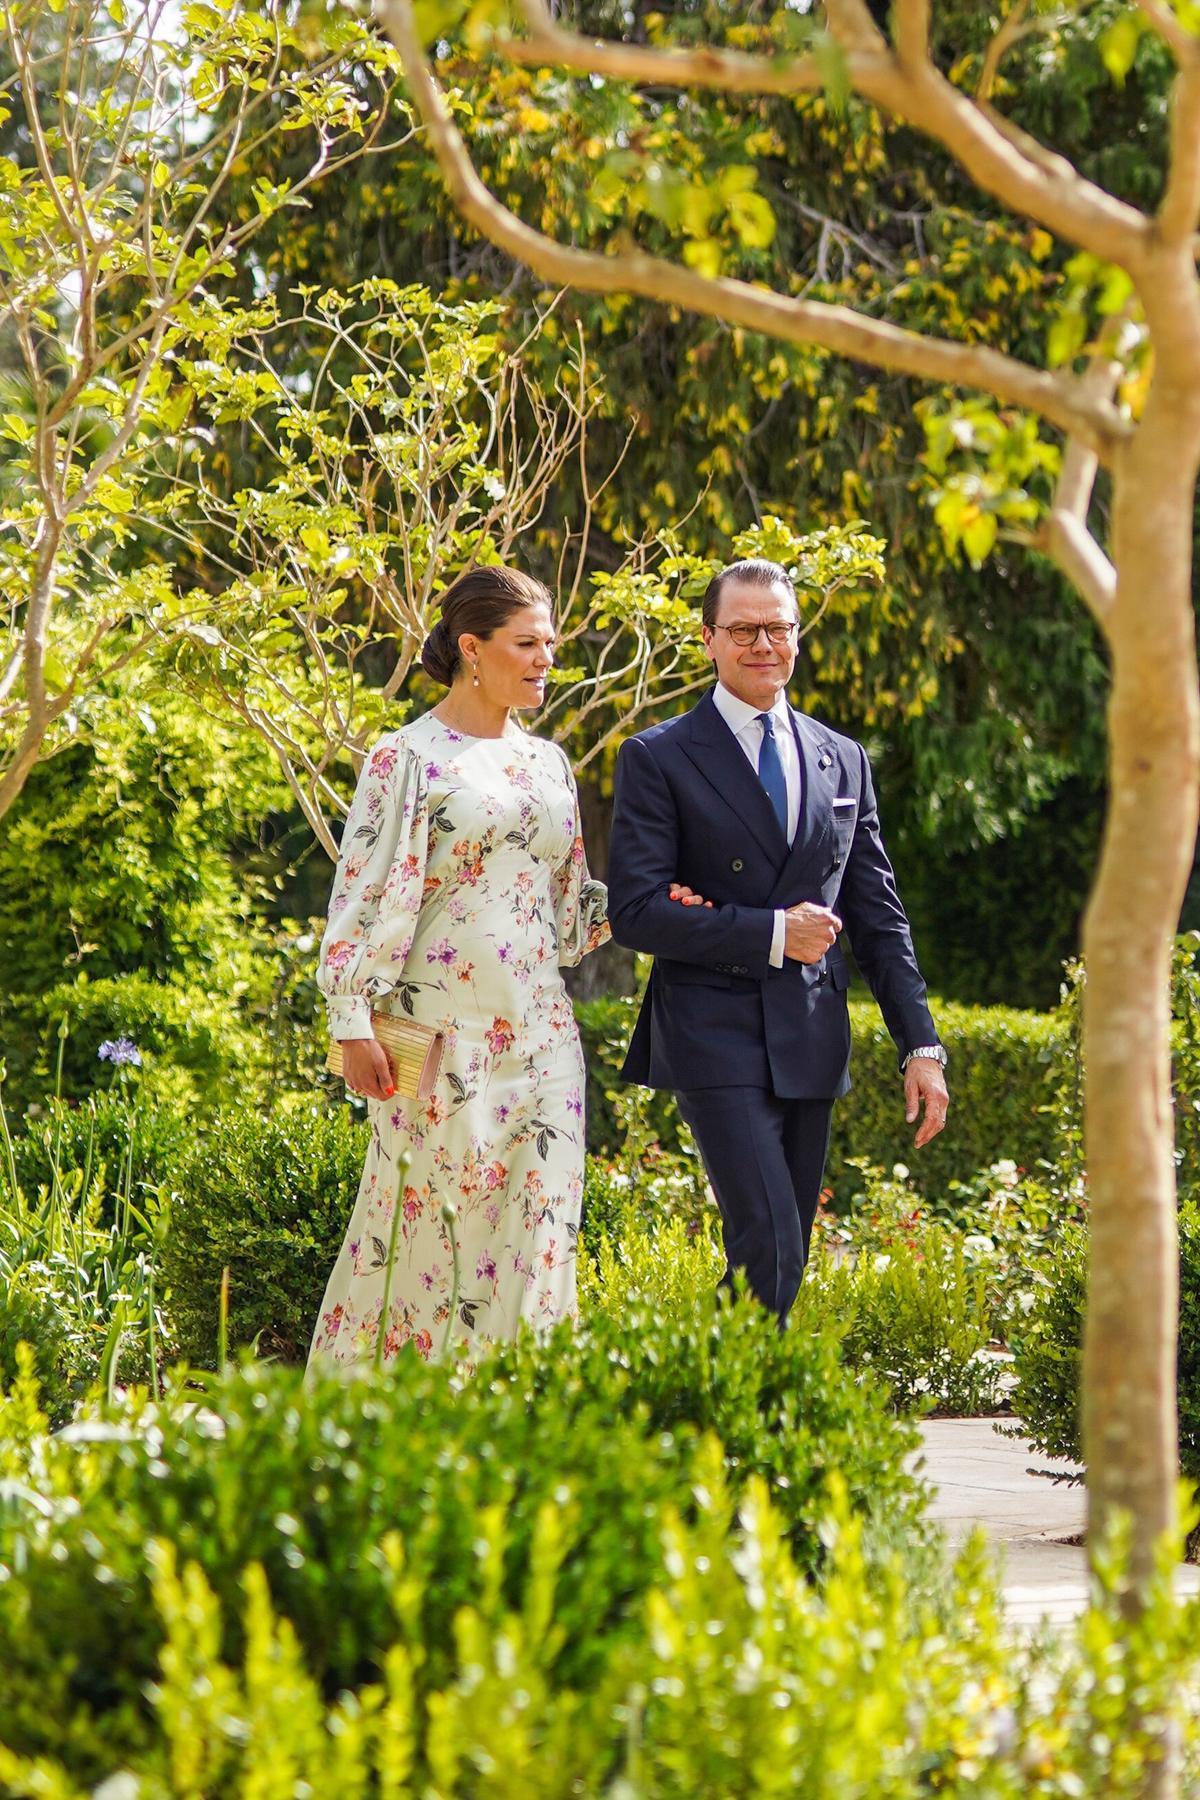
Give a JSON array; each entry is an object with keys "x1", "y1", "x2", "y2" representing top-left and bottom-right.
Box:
[{"x1": 98, "y1": 1037, "x2": 141, "y2": 1068}]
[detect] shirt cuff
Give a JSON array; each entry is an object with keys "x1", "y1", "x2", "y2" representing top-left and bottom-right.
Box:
[
  {"x1": 769, "y1": 910, "x2": 785, "y2": 969},
  {"x1": 325, "y1": 994, "x2": 375, "y2": 1039}
]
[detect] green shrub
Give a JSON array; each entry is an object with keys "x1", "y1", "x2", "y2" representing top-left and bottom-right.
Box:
[
  {"x1": 0, "y1": 686, "x2": 287, "y2": 1110},
  {"x1": 0, "y1": 1284, "x2": 921, "y2": 1782},
  {"x1": 1012, "y1": 1203, "x2": 1200, "y2": 1489},
  {"x1": 157, "y1": 1099, "x2": 367, "y2": 1366},
  {"x1": 1011, "y1": 941, "x2": 1200, "y2": 1502},
  {"x1": 1008, "y1": 1222, "x2": 1088, "y2": 1466},
  {"x1": 1, "y1": 1379, "x2": 1196, "y2": 1798},
  {"x1": 584, "y1": 1203, "x2": 1003, "y2": 1419},
  {"x1": 577, "y1": 992, "x2": 1065, "y2": 1202},
  {"x1": 0, "y1": 1082, "x2": 162, "y2": 1419},
  {"x1": 1, "y1": 1086, "x2": 193, "y2": 1226},
  {"x1": 5, "y1": 973, "x2": 263, "y2": 1113},
  {"x1": 580, "y1": 1208, "x2": 724, "y2": 1319},
  {"x1": 580, "y1": 1148, "x2": 707, "y2": 1257},
  {"x1": 835, "y1": 995, "x2": 1064, "y2": 1198},
  {"x1": 0, "y1": 686, "x2": 282, "y2": 1000},
  {"x1": 801, "y1": 1231, "x2": 1005, "y2": 1417},
  {"x1": 0, "y1": 1268, "x2": 97, "y2": 1421},
  {"x1": 818, "y1": 1157, "x2": 1079, "y2": 1347}
]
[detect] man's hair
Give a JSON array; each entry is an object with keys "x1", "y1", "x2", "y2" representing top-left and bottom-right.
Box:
[{"x1": 702, "y1": 559, "x2": 797, "y2": 631}]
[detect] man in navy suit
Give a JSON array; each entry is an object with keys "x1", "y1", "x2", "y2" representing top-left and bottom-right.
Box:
[{"x1": 607, "y1": 558, "x2": 949, "y2": 1324}]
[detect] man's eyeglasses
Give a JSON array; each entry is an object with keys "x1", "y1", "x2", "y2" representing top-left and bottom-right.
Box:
[{"x1": 712, "y1": 621, "x2": 801, "y2": 647}]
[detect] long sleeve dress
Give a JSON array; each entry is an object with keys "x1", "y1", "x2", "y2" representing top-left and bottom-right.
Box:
[{"x1": 308, "y1": 712, "x2": 609, "y2": 1367}]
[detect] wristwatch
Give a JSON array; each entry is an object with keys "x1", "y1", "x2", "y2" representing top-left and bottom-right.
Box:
[{"x1": 903, "y1": 1045, "x2": 947, "y2": 1070}]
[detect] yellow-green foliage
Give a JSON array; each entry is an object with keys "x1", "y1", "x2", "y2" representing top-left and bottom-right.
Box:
[
  {"x1": 798, "y1": 1228, "x2": 1003, "y2": 1417},
  {"x1": 581, "y1": 1205, "x2": 1002, "y2": 1417},
  {"x1": 0, "y1": 1445, "x2": 1196, "y2": 1798},
  {"x1": 578, "y1": 1206, "x2": 723, "y2": 1321}
]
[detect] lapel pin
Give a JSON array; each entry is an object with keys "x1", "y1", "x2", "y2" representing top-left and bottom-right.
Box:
[{"x1": 818, "y1": 750, "x2": 833, "y2": 770}]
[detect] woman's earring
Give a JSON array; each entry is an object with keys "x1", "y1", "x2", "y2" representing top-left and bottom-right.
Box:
[{"x1": 471, "y1": 662, "x2": 480, "y2": 688}]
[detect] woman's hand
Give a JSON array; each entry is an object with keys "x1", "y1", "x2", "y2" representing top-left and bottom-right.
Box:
[
  {"x1": 669, "y1": 883, "x2": 714, "y2": 908},
  {"x1": 340, "y1": 1036, "x2": 396, "y2": 1101}
]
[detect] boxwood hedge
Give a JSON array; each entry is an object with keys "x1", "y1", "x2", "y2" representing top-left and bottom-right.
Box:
[{"x1": 577, "y1": 992, "x2": 1065, "y2": 1201}]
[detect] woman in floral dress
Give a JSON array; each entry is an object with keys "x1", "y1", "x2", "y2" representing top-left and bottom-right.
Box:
[{"x1": 309, "y1": 567, "x2": 609, "y2": 1367}]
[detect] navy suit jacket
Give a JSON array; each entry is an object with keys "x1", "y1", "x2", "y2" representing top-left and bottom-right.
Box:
[{"x1": 606, "y1": 688, "x2": 939, "y2": 1098}]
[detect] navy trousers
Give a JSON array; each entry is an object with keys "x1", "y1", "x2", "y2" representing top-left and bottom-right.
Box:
[{"x1": 675, "y1": 1086, "x2": 834, "y2": 1325}]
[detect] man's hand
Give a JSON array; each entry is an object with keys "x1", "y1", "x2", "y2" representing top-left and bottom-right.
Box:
[
  {"x1": 340, "y1": 1036, "x2": 397, "y2": 1102},
  {"x1": 905, "y1": 1058, "x2": 949, "y2": 1148},
  {"x1": 668, "y1": 883, "x2": 713, "y2": 908},
  {"x1": 783, "y1": 902, "x2": 842, "y2": 964}
]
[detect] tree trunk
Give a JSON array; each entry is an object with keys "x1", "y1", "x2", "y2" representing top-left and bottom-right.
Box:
[{"x1": 1082, "y1": 253, "x2": 1200, "y2": 1630}]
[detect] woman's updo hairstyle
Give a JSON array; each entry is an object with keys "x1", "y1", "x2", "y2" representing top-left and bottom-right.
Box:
[{"x1": 419, "y1": 566, "x2": 553, "y2": 689}]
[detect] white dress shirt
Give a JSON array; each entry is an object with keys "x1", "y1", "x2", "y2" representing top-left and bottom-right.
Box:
[{"x1": 712, "y1": 683, "x2": 800, "y2": 969}]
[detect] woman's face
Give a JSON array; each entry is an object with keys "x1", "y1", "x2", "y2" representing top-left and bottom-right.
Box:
[{"x1": 460, "y1": 600, "x2": 556, "y2": 710}]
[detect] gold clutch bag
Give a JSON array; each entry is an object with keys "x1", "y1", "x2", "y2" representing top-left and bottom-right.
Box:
[{"x1": 326, "y1": 1011, "x2": 446, "y2": 1100}]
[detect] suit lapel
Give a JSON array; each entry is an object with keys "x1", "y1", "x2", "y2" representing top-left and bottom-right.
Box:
[
  {"x1": 764, "y1": 710, "x2": 838, "y2": 905},
  {"x1": 681, "y1": 689, "x2": 789, "y2": 865}
]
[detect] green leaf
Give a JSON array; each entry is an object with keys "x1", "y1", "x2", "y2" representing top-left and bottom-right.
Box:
[
  {"x1": 963, "y1": 512, "x2": 997, "y2": 566},
  {"x1": 727, "y1": 191, "x2": 776, "y2": 251},
  {"x1": 152, "y1": 160, "x2": 171, "y2": 192},
  {"x1": 814, "y1": 35, "x2": 851, "y2": 114},
  {"x1": 1100, "y1": 15, "x2": 1142, "y2": 85},
  {"x1": 1047, "y1": 311, "x2": 1087, "y2": 369},
  {"x1": 42, "y1": 648, "x2": 69, "y2": 696},
  {"x1": 682, "y1": 238, "x2": 722, "y2": 280},
  {"x1": 1097, "y1": 265, "x2": 1134, "y2": 316},
  {"x1": 95, "y1": 478, "x2": 135, "y2": 514}
]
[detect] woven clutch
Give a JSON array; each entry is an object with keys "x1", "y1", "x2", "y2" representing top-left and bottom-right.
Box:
[{"x1": 326, "y1": 1010, "x2": 445, "y2": 1100}]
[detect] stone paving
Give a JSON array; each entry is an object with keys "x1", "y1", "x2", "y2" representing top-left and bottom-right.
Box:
[{"x1": 912, "y1": 1417, "x2": 1200, "y2": 1628}]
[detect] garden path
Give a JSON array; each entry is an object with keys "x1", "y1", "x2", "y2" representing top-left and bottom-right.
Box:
[{"x1": 913, "y1": 1418, "x2": 1200, "y2": 1628}]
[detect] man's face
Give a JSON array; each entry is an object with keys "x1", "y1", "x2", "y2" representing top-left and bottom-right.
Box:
[{"x1": 703, "y1": 578, "x2": 799, "y2": 711}]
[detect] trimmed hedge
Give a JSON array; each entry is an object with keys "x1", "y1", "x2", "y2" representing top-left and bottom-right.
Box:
[
  {"x1": 577, "y1": 992, "x2": 1065, "y2": 1202},
  {"x1": 1011, "y1": 1203, "x2": 1200, "y2": 1494},
  {"x1": 157, "y1": 1100, "x2": 367, "y2": 1366}
]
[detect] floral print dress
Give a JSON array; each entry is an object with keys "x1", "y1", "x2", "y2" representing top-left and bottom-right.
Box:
[{"x1": 309, "y1": 712, "x2": 609, "y2": 1367}]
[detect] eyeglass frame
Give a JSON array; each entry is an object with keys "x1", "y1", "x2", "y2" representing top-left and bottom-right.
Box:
[{"x1": 709, "y1": 620, "x2": 801, "y2": 647}]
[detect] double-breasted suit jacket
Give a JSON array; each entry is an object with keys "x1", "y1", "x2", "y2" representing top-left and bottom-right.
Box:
[{"x1": 607, "y1": 688, "x2": 938, "y2": 1097}]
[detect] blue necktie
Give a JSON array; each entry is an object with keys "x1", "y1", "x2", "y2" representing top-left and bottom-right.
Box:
[{"x1": 757, "y1": 712, "x2": 789, "y2": 839}]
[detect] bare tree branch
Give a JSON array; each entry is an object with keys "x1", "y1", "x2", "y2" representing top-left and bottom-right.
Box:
[
  {"x1": 505, "y1": 0, "x2": 893, "y2": 94},
  {"x1": 892, "y1": 0, "x2": 931, "y2": 71},
  {"x1": 500, "y1": 0, "x2": 1149, "y2": 265},
  {"x1": 825, "y1": 0, "x2": 1152, "y2": 270},
  {"x1": 1134, "y1": 0, "x2": 1199, "y2": 61},
  {"x1": 976, "y1": 0, "x2": 1033, "y2": 105},
  {"x1": 1040, "y1": 509, "x2": 1117, "y2": 624},
  {"x1": 380, "y1": 0, "x2": 1132, "y2": 464},
  {"x1": 1035, "y1": 325, "x2": 1129, "y2": 629}
]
